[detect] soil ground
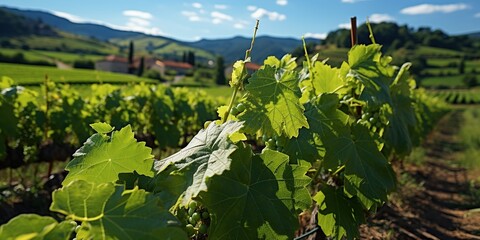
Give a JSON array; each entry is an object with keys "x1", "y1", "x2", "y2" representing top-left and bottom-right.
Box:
[{"x1": 359, "y1": 110, "x2": 480, "y2": 239}]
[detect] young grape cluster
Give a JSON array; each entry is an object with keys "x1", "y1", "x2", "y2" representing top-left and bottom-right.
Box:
[
  {"x1": 356, "y1": 109, "x2": 388, "y2": 133},
  {"x1": 262, "y1": 134, "x2": 286, "y2": 152},
  {"x1": 184, "y1": 200, "x2": 210, "y2": 238},
  {"x1": 229, "y1": 103, "x2": 246, "y2": 116}
]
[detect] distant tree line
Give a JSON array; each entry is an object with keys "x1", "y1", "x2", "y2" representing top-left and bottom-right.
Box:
[{"x1": 323, "y1": 22, "x2": 479, "y2": 53}]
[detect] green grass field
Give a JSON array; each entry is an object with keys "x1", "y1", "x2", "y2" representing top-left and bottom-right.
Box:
[
  {"x1": 111, "y1": 36, "x2": 215, "y2": 61},
  {"x1": 420, "y1": 75, "x2": 465, "y2": 88},
  {"x1": 8, "y1": 34, "x2": 118, "y2": 55},
  {"x1": 0, "y1": 48, "x2": 54, "y2": 63},
  {"x1": 0, "y1": 63, "x2": 156, "y2": 84},
  {"x1": 34, "y1": 50, "x2": 106, "y2": 64},
  {"x1": 416, "y1": 46, "x2": 464, "y2": 57},
  {"x1": 1, "y1": 48, "x2": 107, "y2": 64}
]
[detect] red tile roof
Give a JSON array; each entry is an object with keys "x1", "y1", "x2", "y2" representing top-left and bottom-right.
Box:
[
  {"x1": 102, "y1": 55, "x2": 128, "y2": 63},
  {"x1": 157, "y1": 60, "x2": 193, "y2": 69},
  {"x1": 245, "y1": 62, "x2": 261, "y2": 70}
]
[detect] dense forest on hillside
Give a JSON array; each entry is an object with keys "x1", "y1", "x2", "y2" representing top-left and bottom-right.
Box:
[{"x1": 323, "y1": 22, "x2": 480, "y2": 53}]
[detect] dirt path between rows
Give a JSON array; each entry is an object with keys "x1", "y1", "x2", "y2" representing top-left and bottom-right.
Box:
[{"x1": 360, "y1": 110, "x2": 480, "y2": 239}]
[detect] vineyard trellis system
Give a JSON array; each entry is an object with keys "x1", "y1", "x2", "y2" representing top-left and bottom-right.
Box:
[{"x1": 0, "y1": 19, "x2": 448, "y2": 239}]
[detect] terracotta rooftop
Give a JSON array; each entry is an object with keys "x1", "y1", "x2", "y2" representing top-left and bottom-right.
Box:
[
  {"x1": 157, "y1": 60, "x2": 193, "y2": 69},
  {"x1": 245, "y1": 62, "x2": 261, "y2": 70},
  {"x1": 101, "y1": 55, "x2": 128, "y2": 63}
]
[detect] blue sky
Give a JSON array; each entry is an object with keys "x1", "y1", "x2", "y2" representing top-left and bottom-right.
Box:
[{"x1": 1, "y1": 0, "x2": 479, "y2": 41}]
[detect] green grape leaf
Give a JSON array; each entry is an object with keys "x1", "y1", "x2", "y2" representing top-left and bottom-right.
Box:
[
  {"x1": 314, "y1": 186, "x2": 365, "y2": 240},
  {"x1": 50, "y1": 180, "x2": 115, "y2": 221},
  {"x1": 263, "y1": 54, "x2": 297, "y2": 71},
  {"x1": 90, "y1": 122, "x2": 114, "y2": 134},
  {"x1": 283, "y1": 128, "x2": 320, "y2": 164},
  {"x1": 324, "y1": 125, "x2": 396, "y2": 209},
  {"x1": 0, "y1": 87, "x2": 19, "y2": 138},
  {"x1": 63, "y1": 125, "x2": 154, "y2": 185},
  {"x1": 311, "y1": 61, "x2": 345, "y2": 94},
  {"x1": 347, "y1": 44, "x2": 394, "y2": 109},
  {"x1": 154, "y1": 121, "x2": 243, "y2": 203},
  {"x1": 384, "y1": 64, "x2": 416, "y2": 156},
  {"x1": 75, "y1": 185, "x2": 187, "y2": 240},
  {"x1": 348, "y1": 44, "x2": 381, "y2": 69},
  {"x1": 44, "y1": 220, "x2": 77, "y2": 240},
  {"x1": 230, "y1": 60, "x2": 245, "y2": 87},
  {"x1": 239, "y1": 65, "x2": 308, "y2": 138},
  {"x1": 305, "y1": 93, "x2": 350, "y2": 140},
  {"x1": 201, "y1": 147, "x2": 311, "y2": 239},
  {"x1": 0, "y1": 214, "x2": 74, "y2": 240},
  {"x1": 0, "y1": 76, "x2": 14, "y2": 89}
]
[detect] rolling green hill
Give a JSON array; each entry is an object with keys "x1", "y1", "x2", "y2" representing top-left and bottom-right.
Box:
[{"x1": 110, "y1": 36, "x2": 216, "y2": 62}]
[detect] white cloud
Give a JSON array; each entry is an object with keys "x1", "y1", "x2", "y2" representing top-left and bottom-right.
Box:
[
  {"x1": 181, "y1": 11, "x2": 202, "y2": 22},
  {"x1": 276, "y1": 0, "x2": 288, "y2": 6},
  {"x1": 192, "y1": 2, "x2": 203, "y2": 9},
  {"x1": 122, "y1": 10, "x2": 162, "y2": 35},
  {"x1": 214, "y1": 4, "x2": 228, "y2": 10},
  {"x1": 128, "y1": 17, "x2": 150, "y2": 27},
  {"x1": 251, "y1": 8, "x2": 286, "y2": 21},
  {"x1": 475, "y1": 12, "x2": 480, "y2": 18},
  {"x1": 51, "y1": 11, "x2": 84, "y2": 23},
  {"x1": 341, "y1": 0, "x2": 356, "y2": 3},
  {"x1": 338, "y1": 22, "x2": 351, "y2": 29},
  {"x1": 123, "y1": 10, "x2": 153, "y2": 19},
  {"x1": 233, "y1": 20, "x2": 249, "y2": 29},
  {"x1": 401, "y1": 3, "x2": 468, "y2": 15},
  {"x1": 304, "y1": 32, "x2": 327, "y2": 39},
  {"x1": 369, "y1": 13, "x2": 395, "y2": 23},
  {"x1": 234, "y1": 23, "x2": 245, "y2": 29},
  {"x1": 211, "y1": 11, "x2": 233, "y2": 24},
  {"x1": 247, "y1": 5, "x2": 257, "y2": 11}
]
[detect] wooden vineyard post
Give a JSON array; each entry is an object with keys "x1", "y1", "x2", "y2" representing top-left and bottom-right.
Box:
[{"x1": 350, "y1": 16, "x2": 357, "y2": 47}]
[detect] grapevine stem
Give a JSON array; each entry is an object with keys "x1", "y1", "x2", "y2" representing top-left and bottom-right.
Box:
[
  {"x1": 332, "y1": 165, "x2": 345, "y2": 176},
  {"x1": 302, "y1": 36, "x2": 316, "y2": 94},
  {"x1": 366, "y1": 17, "x2": 376, "y2": 44},
  {"x1": 392, "y1": 62, "x2": 412, "y2": 86},
  {"x1": 222, "y1": 20, "x2": 259, "y2": 123},
  {"x1": 332, "y1": 85, "x2": 347, "y2": 94}
]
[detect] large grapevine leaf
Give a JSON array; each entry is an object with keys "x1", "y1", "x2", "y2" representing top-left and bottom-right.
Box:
[
  {"x1": 311, "y1": 61, "x2": 345, "y2": 95},
  {"x1": 154, "y1": 121, "x2": 243, "y2": 203},
  {"x1": 201, "y1": 147, "x2": 311, "y2": 239},
  {"x1": 314, "y1": 186, "x2": 365, "y2": 240},
  {"x1": 0, "y1": 86, "x2": 20, "y2": 138},
  {"x1": 263, "y1": 54, "x2": 297, "y2": 71},
  {"x1": 347, "y1": 44, "x2": 394, "y2": 109},
  {"x1": 63, "y1": 125, "x2": 154, "y2": 185},
  {"x1": 384, "y1": 63, "x2": 417, "y2": 156},
  {"x1": 283, "y1": 128, "x2": 320, "y2": 164},
  {"x1": 305, "y1": 93, "x2": 350, "y2": 140},
  {"x1": 51, "y1": 181, "x2": 187, "y2": 240},
  {"x1": 0, "y1": 214, "x2": 75, "y2": 240},
  {"x1": 50, "y1": 180, "x2": 115, "y2": 221},
  {"x1": 239, "y1": 65, "x2": 308, "y2": 138},
  {"x1": 324, "y1": 125, "x2": 396, "y2": 209}
]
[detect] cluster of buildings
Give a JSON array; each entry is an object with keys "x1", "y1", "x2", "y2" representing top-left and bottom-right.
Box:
[
  {"x1": 94, "y1": 55, "x2": 193, "y2": 76},
  {"x1": 94, "y1": 55, "x2": 262, "y2": 80}
]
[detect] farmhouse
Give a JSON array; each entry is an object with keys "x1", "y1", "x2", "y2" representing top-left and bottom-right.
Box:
[
  {"x1": 152, "y1": 60, "x2": 193, "y2": 76},
  {"x1": 94, "y1": 55, "x2": 129, "y2": 73}
]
